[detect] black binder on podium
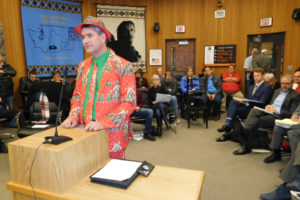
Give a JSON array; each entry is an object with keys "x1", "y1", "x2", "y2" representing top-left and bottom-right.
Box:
[{"x1": 90, "y1": 159, "x2": 154, "y2": 189}]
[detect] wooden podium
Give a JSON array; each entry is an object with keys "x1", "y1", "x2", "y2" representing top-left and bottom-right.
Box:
[{"x1": 7, "y1": 127, "x2": 205, "y2": 200}]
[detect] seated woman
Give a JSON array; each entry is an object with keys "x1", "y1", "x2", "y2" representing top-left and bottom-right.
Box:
[
  {"x1": 135, "y1": 68, "x2": 149, "y2": 90},
  {"x1": 180, "y1": 66, "x2": 201, "y2": 120},
  {"x1": 148, "y1": 74, "x2": 170, "y2": 136}
]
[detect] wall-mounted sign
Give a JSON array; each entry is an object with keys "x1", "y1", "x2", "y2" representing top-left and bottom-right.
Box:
[
  {"x1": 175, "y1": 25, "x2": 185, "y2": 33},
  {"x1": 215, "y1": 10, "x2": 225, "y2": 19},
  {"x1": 260, "y1": 17, "x2": 272, "y2": 27},
  {"x1": 178, "y1": 40, "x2": 188, "y2": 45},
  {"x1": 204, "y1": 45, "x2": 236, "y2": 65}
]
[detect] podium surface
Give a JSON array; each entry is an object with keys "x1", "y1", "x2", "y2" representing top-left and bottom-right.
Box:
[{"x1": 7, "y1": 127, "x2": 205, "y2": 200}]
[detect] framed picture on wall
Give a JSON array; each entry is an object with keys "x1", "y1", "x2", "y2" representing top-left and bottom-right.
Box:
[
  {"x1": 149, "y1": 49, "x2": 162, "y2": 66},
  {"x1": 96, "y1": 5, "x2": 146, "y2": 72}
]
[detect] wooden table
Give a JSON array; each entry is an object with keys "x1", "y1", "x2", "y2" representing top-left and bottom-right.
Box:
[{"x1": 6, "y1": 127, "x2": 205, "y2": 200}]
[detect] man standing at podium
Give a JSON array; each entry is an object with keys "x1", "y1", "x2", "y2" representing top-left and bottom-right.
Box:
[{"x1": 62, "y1": 16, "x2": 136, "y2": 159}]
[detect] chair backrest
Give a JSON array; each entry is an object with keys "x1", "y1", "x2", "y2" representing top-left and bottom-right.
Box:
[{"x1": 29, "y1": 91, "x2": 61, "y2": 123}]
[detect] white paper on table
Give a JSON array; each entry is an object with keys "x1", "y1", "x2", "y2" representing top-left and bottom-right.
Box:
[
  {"x1": 91, "y1": 159, "x2": 142, "y2": 181},
  {"x1": 31, "y1": 124, "x2": 50, "y2": 128}
]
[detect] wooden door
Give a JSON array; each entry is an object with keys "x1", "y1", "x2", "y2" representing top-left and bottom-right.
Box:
[{"x1": 165, "y1": 39, "x2": 195, "y2": 72}]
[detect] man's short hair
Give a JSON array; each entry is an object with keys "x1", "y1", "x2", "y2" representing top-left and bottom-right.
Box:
[
  {"x1": 165, "y1": 71, "x2": 172, "y2": 77},
  {"x1": 264, "y1": 73, "x2": 275, "y2": 81},
  {"x1": 253, "y1": 68, "x2": 264, "y2": 75},
  {"x1": 52, "y1": 70, "x2": 61, "y2": 77},
  {"x1": 281, "y1": 74, "x2": 294, "y2": 83},
  {"x1": 29, "y1": 70, "x2": 37, "y2": 76},
  {"x1": 295, "y1": 67, "x2": 300, "y2": 73},
  {"x1": 81, "y1": 24, "x2": 104, "y2": 35}
]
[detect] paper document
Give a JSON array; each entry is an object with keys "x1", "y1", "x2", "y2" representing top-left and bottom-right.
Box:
[
  {"x1": 253, "y1": 106, "x2": 274, "y2": 115},
  {"x1": 240, "y1": 98, "x2": 263, "y2": 104},
  {"x1": 91, "y1": 159, "x2": 142, "y2": 181},
  {"x1": 275, "y1": 119, "x2": 300, "y2": 129},
  {"x1": 31, "y1": 124, "x2": 50, "y2": 129},
  {"x1": 156, "y1": 93, "x2": 171, "y2": 102}
]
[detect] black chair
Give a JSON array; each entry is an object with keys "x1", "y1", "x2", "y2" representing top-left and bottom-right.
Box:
[
  {"x1": 18, "y1": 92, "x2": 61, "y2": 138},
  {"x1": 183, "y1": 77, "x2": 209, "y2": 128}
]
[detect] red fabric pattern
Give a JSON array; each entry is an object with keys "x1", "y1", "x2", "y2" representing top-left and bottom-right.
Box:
[{"x1": 222, "y1": 72, "x2": 241, "y2": 93}]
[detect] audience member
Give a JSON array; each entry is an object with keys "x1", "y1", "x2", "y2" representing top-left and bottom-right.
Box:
[
  {"x1": 204, "y1": 66, "x2": 222, "y2": 120},
  {"x1": 244, "y1": 48, "x2": 258, "y2": 93},
  {"x1": 131, "y1": 89, "x2": 156, "y2": 141},
  {"x1": 264, "y1": 72, "x2": 281, "y2": 103},
  {"x1": 157, "y1": 66, "x2": 164, "y2": 79},
  {"x1": 233, "y1": 74, "x2": 299, "y2": 155},
  {"x1": 221, "y1": 65, "x2": 243, "y2": 110},
  {"x1": 263, "y1": 103, "x2": 300, "y2": 163},
  {"x1": 0, "y1": 52, "x2": 16, "y2": 108},
  {"x1": 135, "y1": 68, "x2": 149, "y2": 89},
  {"x1": 293, "y1": 68, "x2": 300, "y2": 93},
  {"x1": 222, "y1": 65, "x2": 243, "y2": 98},
  {"x1": 19, "y1": 70, "x2": 39, "y2": 108},
  {"x1": 261, "y1": 49, "x2": 268, "y2": 55},
  {"x1": 260, "y1": 130, "x2": 300, "y2": 200},
  {"x1": 148, "y1": 74, "x2": 170, "y2": 136},
  {"x1": 252, "y1": 49, "x2": 273, "y2": 73},
  {"x1": 180, "y1": 66, "x2": 201, "y2": 120},
  {"x1": 216, "y1": 68, "x2": 272, "y2": 142},
  {"x1": 161, "y1": 71, "x2": 180, "y2": 123}
]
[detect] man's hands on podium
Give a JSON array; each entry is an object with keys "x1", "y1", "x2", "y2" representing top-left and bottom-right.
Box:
[
  {"x1": 62, "y1": 117, "x2": 78, "y2": 128},
  {"x1": 62, "y1": 117, "x2": 104, "y2": 131},
  {"x1": 85, "y1": 121, "x2": 104, "y2": 131}
]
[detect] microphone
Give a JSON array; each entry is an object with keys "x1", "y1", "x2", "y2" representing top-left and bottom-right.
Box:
[{"x1": 44, "y1": 68, "x2": 72, "y2": 145}]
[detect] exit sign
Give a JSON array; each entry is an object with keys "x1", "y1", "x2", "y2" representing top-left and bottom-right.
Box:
[
  {"x1": 260, "y1": 17, "x2": 272, "y2": 27},
  {"x1": 175, "y1": 25, "x2": 185, "y2": 33}
]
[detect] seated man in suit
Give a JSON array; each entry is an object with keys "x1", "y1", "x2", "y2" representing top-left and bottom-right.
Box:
[
  {"x1": 260, "y1": 130, "x2": 300, "y2": 200},
  {"x1": 263, "y1": 103, "x2": 300, "y2": 163},
  {"x1": 217, "y1": 68, "x2": 272, "y2": 142},
  {"x1": 131, "y1": 89, "x2": 156, "y2": 141},
  {"x1": 234, "y1": 74, "x2": 299, "y2": 155}
]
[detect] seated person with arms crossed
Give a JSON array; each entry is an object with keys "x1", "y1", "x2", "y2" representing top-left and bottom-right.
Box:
[
  {"x1": 216, "y1": 68, "x2": 272, "y2": 142},
  {"x1": 222, "y1": 65, "x2": 244, "y2": 109},
  {"x1": 233, "y1": 74, "x2": 299, "y2": 155}
]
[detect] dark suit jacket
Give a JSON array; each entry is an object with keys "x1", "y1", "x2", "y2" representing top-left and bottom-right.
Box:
[
  {"x1": 246, "y1": 82, "x2": 272, "y2": 105},
  {"x1": 269, "y1": 89, "x2": 299, "y2": 119}
]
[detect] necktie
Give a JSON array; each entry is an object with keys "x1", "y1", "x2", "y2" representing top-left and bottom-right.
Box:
[{"x1": 252, "y1": 85, "x2": 258, "y2": 95}]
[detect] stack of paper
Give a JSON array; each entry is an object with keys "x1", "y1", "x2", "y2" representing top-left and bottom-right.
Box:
[{"x1": 275, "y1": 119, "x2": 300, "y2": 129}]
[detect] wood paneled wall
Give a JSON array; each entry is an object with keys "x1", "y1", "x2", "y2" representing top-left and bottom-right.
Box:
[{"x1": 1, "y1": 0, "x2": 300, "y2": 107}]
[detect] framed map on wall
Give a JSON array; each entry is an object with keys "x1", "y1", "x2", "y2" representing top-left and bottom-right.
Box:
[{"x1": 20, "y1": 0, "x2": 84, "y2": 77}]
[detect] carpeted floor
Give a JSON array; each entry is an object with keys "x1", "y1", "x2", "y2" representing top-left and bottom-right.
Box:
[{"x1": 0, "y1": 116, "x2": 289, "y2": 200}]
